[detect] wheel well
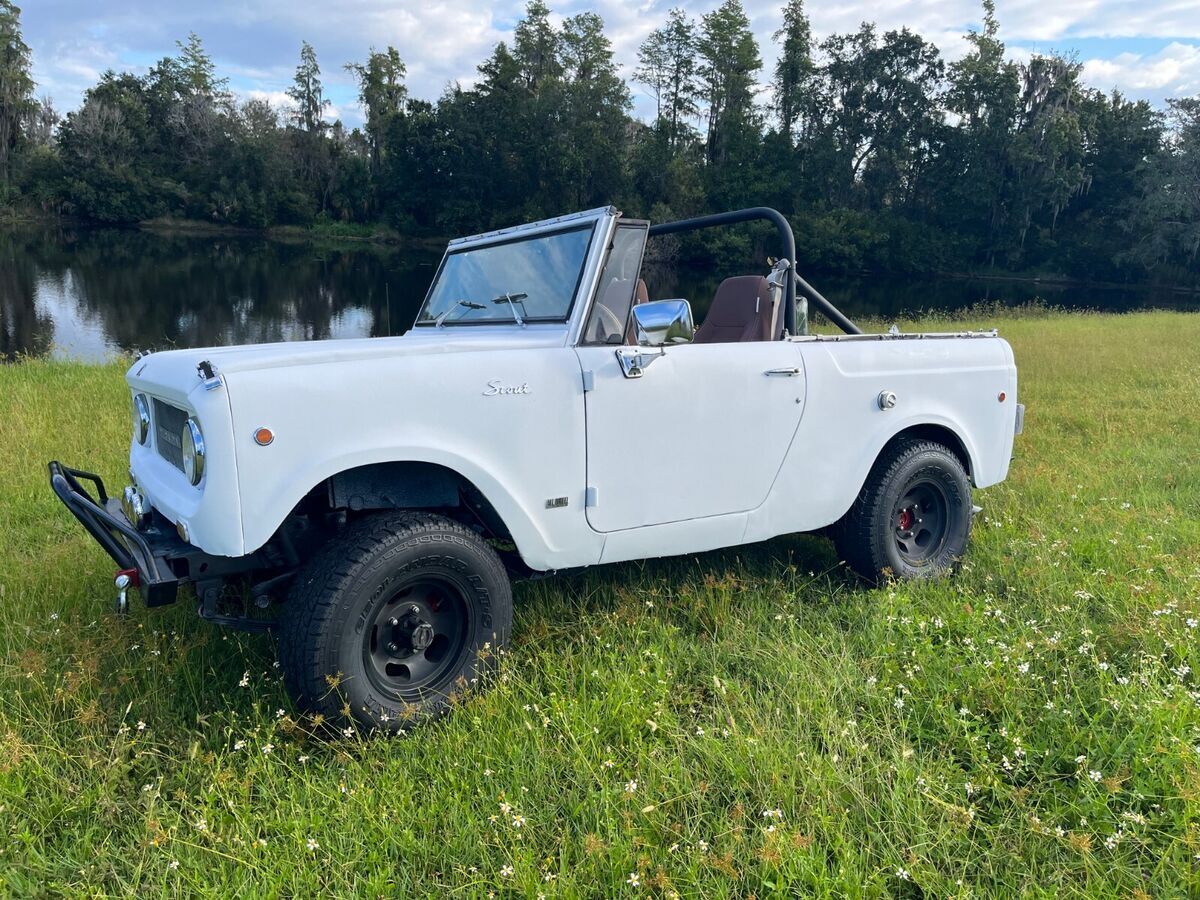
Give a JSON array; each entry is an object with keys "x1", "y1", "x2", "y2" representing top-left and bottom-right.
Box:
[
  {"x1": 282, "y1": 461, "x2": 514, "y2": 546},
  {"x1": 884, "y1": 424, "x2": 973, "y2": 479}
]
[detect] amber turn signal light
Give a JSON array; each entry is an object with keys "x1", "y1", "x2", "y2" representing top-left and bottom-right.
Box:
[{"x1": 253, "y1": 427, "x2": 274, "y2": 446}]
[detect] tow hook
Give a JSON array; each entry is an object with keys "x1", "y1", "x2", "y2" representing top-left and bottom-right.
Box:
[{"x1": 114, "y1": 568, "x2": 139, "y2": 615}]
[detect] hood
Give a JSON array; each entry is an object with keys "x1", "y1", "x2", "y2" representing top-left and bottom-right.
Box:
[{"x1": 126, "y1": 326, "x2": 571, "y2": 398}]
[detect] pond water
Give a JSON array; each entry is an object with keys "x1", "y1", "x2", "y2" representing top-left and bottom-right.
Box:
[{"x1": 1, "y1": 225, "x2": 1193, "y2": 362}]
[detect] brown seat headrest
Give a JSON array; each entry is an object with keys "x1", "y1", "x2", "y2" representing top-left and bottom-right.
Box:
[{"x1": 693, "y1": 276, "x2": 775, "y2": 344}]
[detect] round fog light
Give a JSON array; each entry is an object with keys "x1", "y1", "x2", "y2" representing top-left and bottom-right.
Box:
[{"x1": 181, "y1": 418, "x2": 205, "y2": 485}]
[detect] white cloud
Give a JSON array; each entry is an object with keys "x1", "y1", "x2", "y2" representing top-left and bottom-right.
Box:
[{"x1": 1083, "y1": 41, "x2": 1200, "y2": 98}]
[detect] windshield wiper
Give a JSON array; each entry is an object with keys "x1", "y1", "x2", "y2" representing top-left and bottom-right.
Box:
[
  {"x1": 435, "y1": 299, "x2": 486, "y2": 327},
  {"x1": 492, "y1": 292, "x2": 529, "y2": 327}
]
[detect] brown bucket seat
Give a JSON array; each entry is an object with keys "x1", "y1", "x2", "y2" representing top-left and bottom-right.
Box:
[{"x1": 692, "y1": 276, "x2": 777, "y2": 343}]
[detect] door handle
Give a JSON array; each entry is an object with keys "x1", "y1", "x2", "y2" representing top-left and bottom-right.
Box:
[{"x1": 764, "y1": 367, "x2": 801, "y2": 377}]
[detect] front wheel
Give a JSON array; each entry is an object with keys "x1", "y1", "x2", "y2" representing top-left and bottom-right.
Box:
[
  {"x1": 278, "y1": 512, "x2": 512, "y2": 732},
  {"x1": 834, "y1": 439, "x2": 973, "y2": 583}
]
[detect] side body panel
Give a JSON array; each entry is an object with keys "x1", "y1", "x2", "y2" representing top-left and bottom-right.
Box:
[
  {"x1": 576, "y1": 341, "x2": 807, "y2": 533},
  {"x1": 743, "y1": 335, "x2": 1018, "y2": 545},
  {"x1": 224, "y1": 345, "x2": 602, "y2": 571}
]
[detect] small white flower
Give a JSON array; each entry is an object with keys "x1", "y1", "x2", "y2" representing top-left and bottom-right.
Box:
[
  {"x1": 136, "y1": 720, "x2": 147, "y2": 732},
  {"x1": 627, "y1": 872, "x2": 640, "y2": 887},
  {"x1": 168, "y1": 859, "x2": 179, "y2": 870},
  {"x1": 275, "y1": 708, "x2": 286, "y2": 719},
  {"x1": 624, "y1": 780, "x2": 638, "y2": 794},
  {"x1": 262, "y1": 743, "x2": 273, "y2": 755},
  {"x1": 512, "y1": 815, "x2": 526, "y2": 828},
  {"x1": 238, "y1": 672, "x2": 250, "y2": 688},
  {"x1": 306, "y1": 838, "x2": 319, "y2": 851},
  {"x1": 500, "y1": 864, "x2": 514, "y2": 877},
  {"x1": 1089, "y1": 770, "x2": 1102, "y2": 782},
  {"x1": 234, "y1": 740, "x2": 246, "y2": 751},
  {"x1": 896, "y1": 867, "x2": 911, "y2": 881}
]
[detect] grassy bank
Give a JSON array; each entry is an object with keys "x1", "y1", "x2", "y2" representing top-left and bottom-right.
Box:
[{"x1": 1, "y1": 312, "x2": 1199, "y2": 896}]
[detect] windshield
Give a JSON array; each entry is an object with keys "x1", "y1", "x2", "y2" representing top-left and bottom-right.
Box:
[{"x1": 416, "y1": 224, "x2": 595, "y2": 326}]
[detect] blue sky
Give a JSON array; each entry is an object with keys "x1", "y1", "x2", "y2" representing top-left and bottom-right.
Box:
[{"x1": 20, "y1": 0, "x2": 1200, "y2": 128}]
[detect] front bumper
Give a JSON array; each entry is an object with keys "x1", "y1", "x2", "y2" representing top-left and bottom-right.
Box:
[{"x1": 48, "y1": 461, "x2": 186, "y2": 606}]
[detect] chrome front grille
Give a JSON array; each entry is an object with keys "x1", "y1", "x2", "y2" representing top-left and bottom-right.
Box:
[{"x1": 152, "y1": 399, "x2": 188, "y2": 471}]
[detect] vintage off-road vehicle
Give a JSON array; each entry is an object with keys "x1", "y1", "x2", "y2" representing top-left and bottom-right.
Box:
[{"x1": 50, "y1": 206, "x2": 1023, "y2": 730}]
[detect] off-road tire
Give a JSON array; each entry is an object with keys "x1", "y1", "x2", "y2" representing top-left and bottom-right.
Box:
[
  {"x1": 834, "y1": 439, "x2": 972, "y2": 584},
  {"x1": 278, "y1": 512, "x2": 512, "y2": 733}
]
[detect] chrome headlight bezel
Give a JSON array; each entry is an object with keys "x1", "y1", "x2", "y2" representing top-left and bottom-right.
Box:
[
  {"x1": 132, "y1": 394, "x2": 150, "y2": 445},
  {"x1": 181, "y1": 417, "x2": 205, "y2": 486}
]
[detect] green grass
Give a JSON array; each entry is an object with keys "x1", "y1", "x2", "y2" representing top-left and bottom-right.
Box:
[{"x1": 2, "y1": 311, "x2": 1199, "y2": 896}]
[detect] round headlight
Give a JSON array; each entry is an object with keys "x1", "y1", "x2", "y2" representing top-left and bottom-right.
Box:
[
  {"x1": 132, "y1": 394, "x2": 150, "y2": 445},
  {"x1": 181, "y1": 418, "x2": 205, "y2": 485}
]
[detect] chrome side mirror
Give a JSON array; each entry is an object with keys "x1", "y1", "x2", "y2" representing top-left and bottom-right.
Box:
[
  {"x1": 632, "y1": 299, "x2": 694, "y2": 347},
  {"x1": 616, "y1": 300, "x2": 695, "y2": 379}
]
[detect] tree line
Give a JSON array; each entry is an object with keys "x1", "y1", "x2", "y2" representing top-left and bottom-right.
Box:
[{"x1": 1, "y1": 0, "x2": 1197, "y2": 283}]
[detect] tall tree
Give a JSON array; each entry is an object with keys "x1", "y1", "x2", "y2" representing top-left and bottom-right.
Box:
[
  {"x1": 772, "y1": 0, "x2": 813, "y2": 142},
  {"x1": 943, "y1": 0, "x2": 1020, "y2": 263},
  {"x1": 176, "y1": 32, "x2": 228, "y2": 100},
  {"x1": 287, "y1": 41, "x2": 328, "y2": 132},
  {"x1": 345, "y1": 46, "x2": 407, "y2": 175},
  {"x1": 513, "y1": 0, "x2": 561, "y2": 91},
  {"x1": 634, "y1": 9, "x2": 699, "y2": 152},
  {"x1": 559, "y1": 12, "x2": 630, "y2": 207},
  {"x1": 1125, "y1": 98, "x2": 1200, "y2": 273},
  {"x1": 697, "y1": 0, "x2": 761, "y2": 167},
  {"x1": 0, "y1": 0, "x2": 34, "y2": 186},
  {"x1": 1005, "y1": 54, "x2": 1087, "y2": 256}
]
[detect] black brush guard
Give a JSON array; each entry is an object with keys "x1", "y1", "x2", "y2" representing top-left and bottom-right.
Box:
[{"x1": 48, "y1": 461, "x2": 183, "y2": 606}]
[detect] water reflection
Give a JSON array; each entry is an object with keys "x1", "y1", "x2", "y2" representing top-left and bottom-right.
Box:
[
  {"x1": 1, "y1": 225, "x2": 1193, "y2": 362},
  {"x1": 1, "y1": 225, "x2": 439, "y2": 361}
]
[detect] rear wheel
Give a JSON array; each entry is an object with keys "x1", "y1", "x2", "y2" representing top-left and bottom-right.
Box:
[
  {"x1": 835, "y1": 439, "x2": 972, "y2": 583},
  {"x1": 278, "y1": 512, "x2": 512, "y2": 732}
]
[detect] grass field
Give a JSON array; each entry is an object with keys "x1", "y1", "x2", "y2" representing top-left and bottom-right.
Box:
[{"x1": 1, "y1": 311, "x2": 1199, "y2": 896}]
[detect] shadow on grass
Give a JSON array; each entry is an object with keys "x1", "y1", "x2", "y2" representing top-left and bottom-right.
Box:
[{"x1": 96, "y1": 529, "x2": 850, "y2": 739}]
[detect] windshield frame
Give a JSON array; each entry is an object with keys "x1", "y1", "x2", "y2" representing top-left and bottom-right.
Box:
[{"x1": 413, "y1": 221, "x2": 600, "y2": 328}]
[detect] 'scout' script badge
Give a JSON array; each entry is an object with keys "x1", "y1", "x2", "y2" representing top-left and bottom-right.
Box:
[{"x1": 483, "y1": 380, "x2": 531, "y2": 396}]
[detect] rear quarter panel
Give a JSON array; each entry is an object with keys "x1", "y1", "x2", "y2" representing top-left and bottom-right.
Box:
[{"x1": 745, "y1": 334, "x2": 1018, "y2": 542}]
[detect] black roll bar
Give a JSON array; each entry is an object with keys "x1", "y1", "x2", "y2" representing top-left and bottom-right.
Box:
[{"x1": 647, "y1": 207, "x2": 861, "y2": 336}]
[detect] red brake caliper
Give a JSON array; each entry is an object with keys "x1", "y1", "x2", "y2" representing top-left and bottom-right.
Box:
[{"x1": 897, "y1": 508, "x2": 913, "y2": 531}]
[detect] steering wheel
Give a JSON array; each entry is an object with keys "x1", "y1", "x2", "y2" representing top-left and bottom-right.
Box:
[{"x1": 587, "y1": 302, "x2": 626, "y2": 344}]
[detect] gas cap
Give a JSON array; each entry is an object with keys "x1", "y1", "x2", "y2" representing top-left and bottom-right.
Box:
[{"x1": 878, "y1": 390, "x2": 898, "y2": 410}]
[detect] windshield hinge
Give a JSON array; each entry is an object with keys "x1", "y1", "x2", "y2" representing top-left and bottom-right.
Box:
[
  {"x1": 585, "y1": 486, "x2": 598, "y2": 508},
  {"x1": 581, "y1": 370, "x2": 595, "y2": 393}
]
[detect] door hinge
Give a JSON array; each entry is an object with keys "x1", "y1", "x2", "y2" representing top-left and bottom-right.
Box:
[
  {"x1": 581, "y1": 370, "x2": 595, "y2": 392},
  {"x1": 585, "y1": 486, "x2": 598, "y2": 508}
]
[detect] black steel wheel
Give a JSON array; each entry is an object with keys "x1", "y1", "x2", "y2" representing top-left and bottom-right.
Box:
[
  {"x1": 892, "y1": 479, "x2": 951, "y2": 565},
  {"x1": 279, "y1": 511, "x2": 512, "y2": 732},
  {"x1": 835, "y1": 438, "x2": 972, "y2": 583},
  {"x1": 361, "y1": 576, "x2": 471, "y2": 705}
]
